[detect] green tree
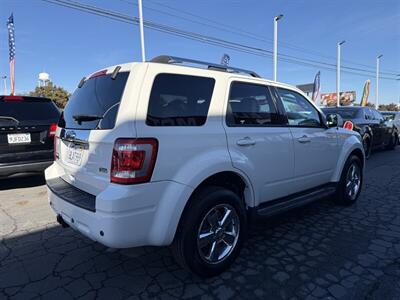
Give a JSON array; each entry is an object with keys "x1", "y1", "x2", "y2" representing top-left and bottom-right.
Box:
[
  {"x1": 378, "y1": 103, "x2": 399, "y2": 111},
  {"x1": 28, "y1": 82, "x2": 70, "y2": 108}
]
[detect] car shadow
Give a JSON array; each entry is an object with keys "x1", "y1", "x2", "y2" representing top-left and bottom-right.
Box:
[{"x1": 0, "y1": 174, "x2": 46, "y2": 191}]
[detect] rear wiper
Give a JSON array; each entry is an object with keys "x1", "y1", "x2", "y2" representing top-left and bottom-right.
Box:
[
  {"x1": 73, "y1": 114, "x2": 103, "y2": 125},
  {"x1": 0, "y1": 116, "x2": 19, "y2": 124}
]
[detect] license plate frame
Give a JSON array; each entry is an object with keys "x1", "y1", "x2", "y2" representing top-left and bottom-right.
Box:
[
  {"x1": 65, "y1": 144, "x2": 83, "y2": 166},
  {"x1": 7, "y1": 133, "x2": 31, "y2": 144}
]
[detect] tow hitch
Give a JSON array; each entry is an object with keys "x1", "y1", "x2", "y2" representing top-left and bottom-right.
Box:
[{"x1": 56, "y1": 214, "x2": 70, "y2": 228}]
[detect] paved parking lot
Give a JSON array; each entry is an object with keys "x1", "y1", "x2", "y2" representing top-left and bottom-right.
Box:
[{"x1": 0, "y1": 149, "x2": 399, "y2": 300}]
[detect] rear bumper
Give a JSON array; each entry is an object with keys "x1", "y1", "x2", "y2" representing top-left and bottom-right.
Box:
[
  {"x1": 0, "y1": 160, "x2": 53, "y2": 177},
  {"x1": 45, "y1": 164, "x2": 194, "y2": 248}
]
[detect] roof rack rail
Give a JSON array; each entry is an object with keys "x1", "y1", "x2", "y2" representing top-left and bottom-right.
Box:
[{"x1": 150, "y1": 55, "x2": 260, "y2": 78}]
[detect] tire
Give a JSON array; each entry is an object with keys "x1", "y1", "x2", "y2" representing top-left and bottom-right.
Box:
[
  {"x1": 333, "y1": 155, "x2": 363, "y2": 206},
  {"x1": 362, "y1": 134, "x2": 371, "y2": 159},
  {"x1": 172, "y1": 186, "x2": 247, "y2": 278},
  {"x1": 385, "y1": 131, "x2": 398, "y2": 150}
]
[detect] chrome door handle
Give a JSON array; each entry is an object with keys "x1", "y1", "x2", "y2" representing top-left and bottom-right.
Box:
[
  {"x1": 297, "y1": 135, "x2": 311, "y2": 143},
  {"x1": 236, "y1": 137, "x2": 256, "y2": 146}
]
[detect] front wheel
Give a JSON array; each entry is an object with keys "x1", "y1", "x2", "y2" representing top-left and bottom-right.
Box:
[
  {"x1": 333, "y1": 155, "x2": 363, "y2": 206},
  {"x1": 362, "y1": 134, "x2": 371, "y2": 159},
  {"x1": 172, "y1": 186, "x2": 247, "y2": 277}
]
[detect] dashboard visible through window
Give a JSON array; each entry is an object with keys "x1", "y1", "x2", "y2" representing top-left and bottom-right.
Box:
[{"x1": 276, "y1": 88, "x2": 322, "y2": 127}]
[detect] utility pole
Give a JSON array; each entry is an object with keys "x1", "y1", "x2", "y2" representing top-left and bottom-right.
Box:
[
  {"x1": 273, "y1": 14, "x2": 283, "y2": 81},
  {"x1": 375, "y1": 55, "x2": 383, "y2": 109},
  {"x1": 336, "y1": 41, "x2": 345, "y2": 107},
  {"x1": 138, "y1": 0, "x2": 146, "y2": 62}
]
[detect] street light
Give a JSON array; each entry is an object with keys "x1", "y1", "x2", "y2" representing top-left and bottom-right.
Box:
[
  {"x1": 273, "y1": 14, "x2": 283, "y2": 81},
  {"x1": 375, "y1": 54, "x2": 383, "y2": 109},
  {"x1": 336, "y1": 40, "x2": 345, "y2": 107}
]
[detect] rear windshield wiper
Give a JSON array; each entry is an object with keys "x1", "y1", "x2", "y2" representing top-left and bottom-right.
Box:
[
  {"x1": 73, "y1": 114, "x2": 103, "y2": 125},
  {"x1": 0, "y1": 116, "x2": 20, "y2": 124}
]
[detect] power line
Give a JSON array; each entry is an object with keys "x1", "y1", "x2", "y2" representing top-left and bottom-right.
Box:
[
  {"x1": 41, "y1": 0, "x2": 399, "y2": 81},
  {"x1": 144, "y1": 0, "x2": 400, "y2": 76}
]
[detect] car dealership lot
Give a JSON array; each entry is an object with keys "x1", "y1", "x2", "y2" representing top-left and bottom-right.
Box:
[{"x1": 1, "y1": 149, "x2": 399, "y2": 300}]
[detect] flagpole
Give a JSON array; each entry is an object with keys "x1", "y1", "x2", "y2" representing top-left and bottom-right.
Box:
[{"x1": 138, "y1": 0, "x2": 146, "y2": 62}]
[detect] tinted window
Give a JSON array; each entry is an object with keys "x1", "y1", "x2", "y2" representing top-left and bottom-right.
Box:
[
  {"x1": 382, "y1": 112, "x2": 395, "y2": 121},
  {"x1": 60, "y1": 72, "x2": 129, "y2": 130},
  {"x1": 372, "y1": 109, "x2": 384, "y2": 121},
  {"x1": 0, "y1": 98, "x2": 60, "y2": 126},
  {"x1": 276, "y1": 88, "x2": 321, "y2": 127},
  {"x1": 226, "y1": 82, "x2": 280, "y2": 126},
  {"x1": 322, "y1": 108, "x2": 360, "y2": 119},
  {"x1": 364, "y1": 108, "x2": 373, "y2": 120},
  {"x1": 146, "y1": 74, "x2": 215, "y2": 126}
]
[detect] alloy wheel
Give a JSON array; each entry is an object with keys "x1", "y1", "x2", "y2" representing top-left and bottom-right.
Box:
[
  {"x1": 197, "y1": 204, "x2": 240, "y2": 264},
  {"x1": 346, "y1": 163, "x2": 361, "y2": 201}
]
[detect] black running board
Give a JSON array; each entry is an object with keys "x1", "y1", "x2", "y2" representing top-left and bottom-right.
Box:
[{"x1": 249, "y1": 184, "x2": 337, "y2": 219}]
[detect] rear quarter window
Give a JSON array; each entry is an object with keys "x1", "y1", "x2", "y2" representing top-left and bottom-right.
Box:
[{"x1": 146, "y1": 73, "x2": 215, "y2": 126}]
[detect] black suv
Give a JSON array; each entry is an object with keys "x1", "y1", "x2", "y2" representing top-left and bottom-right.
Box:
[
  {"x1": 0, "y1": 96, "x2": 60, "y2": 177},
  {"x1": 322, "y1": 106, "x2": 398, "y2": 158}
]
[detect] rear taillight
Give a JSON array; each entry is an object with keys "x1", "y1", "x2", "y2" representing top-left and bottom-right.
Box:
[
  {"x1": 111, "y1": 138, "x2": 158, "y2": 184},
  {"x1": 343, "y1": 121, "x2": 354, "y2": 131},
  {"x1": 54, "y1": 136, "x2": 59, "y2": 160},
  {"x1": 49, "y1": 123, "x2": 57, "y2": 137}
]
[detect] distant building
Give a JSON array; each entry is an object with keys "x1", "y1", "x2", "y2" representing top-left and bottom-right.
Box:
[{"x1": 296, "y1": 83, "x2": 314, "y2": 97}]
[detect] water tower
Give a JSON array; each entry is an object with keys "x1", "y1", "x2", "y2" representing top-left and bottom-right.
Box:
[{"x1": 38, "y1": 72, "x2": 50, "y2": 87}]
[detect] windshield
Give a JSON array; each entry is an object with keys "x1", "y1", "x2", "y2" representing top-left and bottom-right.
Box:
[
  {"x1": 59, "y1": 72, "x2": 129, "y2": 130},
  {"x1": 322, "y1": 108, "x2": 359, "y2": 119},
  {"x1": 0, "y1": 100, "x2": 60, "y2": 126}
]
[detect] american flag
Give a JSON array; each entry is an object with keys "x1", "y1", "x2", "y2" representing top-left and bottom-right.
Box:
[{"x1": 7, "y1": 14, "x2": 16, "y2": 95}]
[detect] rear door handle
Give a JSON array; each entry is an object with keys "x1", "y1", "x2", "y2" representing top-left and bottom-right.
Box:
[
  {"x1": 297, "y1": 135, "x2": 311, "y2": 143},
  {"x1": 236, "y1": 137, "x2": 256, "y2": 146}
]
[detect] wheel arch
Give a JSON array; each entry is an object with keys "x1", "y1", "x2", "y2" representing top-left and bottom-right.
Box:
[
  {"x1": 331, "y1": 137, "x2": 365, "y2": 182},
  {"x1": 171, "y1": 170, "x2": 254, "y2": 242}
]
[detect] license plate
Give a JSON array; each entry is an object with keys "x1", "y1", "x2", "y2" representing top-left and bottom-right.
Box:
[
  {"x1": 66, "y1": 144, "x2": 83, "y2": 166},
  {"x1": 7, "y1": 133, "x2": 31, "y2": 144}
]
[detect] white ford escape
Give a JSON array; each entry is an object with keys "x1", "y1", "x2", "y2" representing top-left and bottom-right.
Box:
[{"x1": 46, "y1": 56, "x2": 364, "y2": 277}]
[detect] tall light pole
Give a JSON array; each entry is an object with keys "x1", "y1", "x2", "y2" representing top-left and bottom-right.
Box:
[
  {"x1": 1, "y1": 76, "x2": 7, "y2": 95},
  {"x1": 273, "y1": 14, "x2": 283, "y2": 81},
  {"x1": 336, "y1": 40, "x2": 345, "y2": 107},
  {"x1": 375, "y1": 54, "x2": 383, "y2": 109},
  {"x1": 138, "y1": 0, "x2": 146, "y2": 62}
]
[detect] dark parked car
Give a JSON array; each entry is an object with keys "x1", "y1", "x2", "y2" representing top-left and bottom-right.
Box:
[
  {"x1": 0, "y1": 95, "x2": 60, "y2": 177},
  {"x1": 322, "y1": 106, "x2": 398, "y2": 158}
]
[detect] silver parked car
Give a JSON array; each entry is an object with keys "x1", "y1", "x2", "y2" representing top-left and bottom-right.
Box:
[{"x1": 381, "y1": 111, "x2": 400, "y2": 140}]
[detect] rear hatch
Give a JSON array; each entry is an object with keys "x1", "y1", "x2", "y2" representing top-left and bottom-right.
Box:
[
  {"x1": 55, "y1": 66, "x2": 133, "y2": 195},
  {"x1": 0, "y1": 96, "x2": 60, "y2": 165}
]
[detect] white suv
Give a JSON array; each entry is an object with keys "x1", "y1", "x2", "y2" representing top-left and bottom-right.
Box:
[{"x1": 45, "y1": 56, "x2": 364, "y2": 277}]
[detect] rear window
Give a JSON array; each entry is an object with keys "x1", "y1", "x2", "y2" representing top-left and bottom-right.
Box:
[
  {"x1": 59, "y1": 72, "x2": 129, "y2": 130},
  {"x1": 0, "y1": 98, "x2": 60, "y2": 126},
  {"x1": 322, "y1": 108, "x2": 359, "y2": 119},
  {"x1": 146, "y1": 73, "x2": 215, "y2": 126}
]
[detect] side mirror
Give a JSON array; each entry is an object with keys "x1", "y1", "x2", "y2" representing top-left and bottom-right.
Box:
[{"x1": 326, "y1": 113, "x2": 344, "y2": 128}]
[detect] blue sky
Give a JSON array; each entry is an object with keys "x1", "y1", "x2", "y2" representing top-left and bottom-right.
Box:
[{"x1": 0, "y1": 0, "x2": 399, "y2": 104}]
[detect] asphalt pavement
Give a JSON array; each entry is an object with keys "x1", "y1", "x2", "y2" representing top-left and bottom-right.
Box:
[{"x1": 0, "y1": 148, "x2": 399, "y2": 300}]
